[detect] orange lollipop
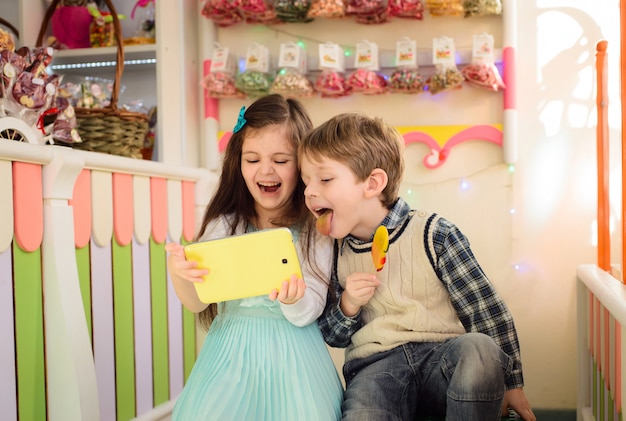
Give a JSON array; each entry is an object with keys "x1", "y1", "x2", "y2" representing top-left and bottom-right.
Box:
[{"x1": 371, "y1": 225, "x2": 389, "y2": 272}]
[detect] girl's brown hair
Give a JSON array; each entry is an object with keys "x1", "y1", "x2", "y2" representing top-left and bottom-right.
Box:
[{"x1": 196, "y1": 94, "x2": 321, "y2": 328}]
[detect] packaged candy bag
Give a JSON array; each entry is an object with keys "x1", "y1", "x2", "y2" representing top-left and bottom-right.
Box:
[
  {"x1": 236, "y1": 0, "x2": 279, "y2": 24},
  {"x1": 201, "y1": 0, "x2": 243, "y2": 27},
  {"x1": 461, "y1": 33, "x2": 505, "y2": 92},
  {"x1": 202, "y1": 45, "x2": 245, "y2": 99},
  {"x1": 307, "y1": 0, "x2": 346, "y2": 19},
  {"x1": 235, "y1": 43, "x2": 274, "y2": 98},
  {"x1": 345, "y1": 40, "x2": 388, "y2": 95},
  {"x1": 463, "y1": 0, "x2": 502, "y2": 17},
  {"x1": 387, "y1": 0, "x2": 423, "y2": 19},
  {"x1": 425, "y1": 0, "x2": 463, "y2": 16},
  {"x1": 88, "y1": 5, "x2": 117, "y2": 48},
  {"x1": 270, "y1": 42, "x2": 315, "y2": 97},
  {"x1": 345, "y1": 0, "x2": 389, "y2": 23},
  {"x1": 427, "y1": 36, "x2": 464, "y2": 94},
  {"x1": 314, "y1": 42, "x2": 350, "y2": 98},
  {"x1": 275, "y1": 0, "x2": 313, "y2": 22},
  {"x1": 389, "y1": 38, "x2": 424, "y2": 94}
]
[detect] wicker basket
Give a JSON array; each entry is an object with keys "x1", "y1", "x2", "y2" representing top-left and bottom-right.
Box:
[{"x1": 38, "y1": 0, "x2": 150, "y2": 159}]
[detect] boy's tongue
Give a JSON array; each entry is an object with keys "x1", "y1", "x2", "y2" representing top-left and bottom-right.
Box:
[{"x1": 316, "y1": 210, "x2": 333, "y2": 236}]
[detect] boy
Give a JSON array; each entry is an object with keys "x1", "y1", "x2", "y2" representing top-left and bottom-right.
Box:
[{"x1": 299, "y1": 113, "x2": 535, "y2": 421}]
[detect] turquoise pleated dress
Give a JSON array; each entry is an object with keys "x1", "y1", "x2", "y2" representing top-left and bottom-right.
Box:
[{"x1": 172, "y1": 296, "x2": 344, "y2": 421}]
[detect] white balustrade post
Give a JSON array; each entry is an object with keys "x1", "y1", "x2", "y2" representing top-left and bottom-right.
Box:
[{"x1": 42, "y1": 146, "x2": 100, "y2": 421}]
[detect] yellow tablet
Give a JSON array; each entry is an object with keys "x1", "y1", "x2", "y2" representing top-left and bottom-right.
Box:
[{"x1": 183, "y1": 228, "x2": 302, "y2": 304}]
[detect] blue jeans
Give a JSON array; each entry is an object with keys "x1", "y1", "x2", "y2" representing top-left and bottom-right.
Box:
[{"x1": 341, "y1": 333, "x2": 513, "y2": 421}]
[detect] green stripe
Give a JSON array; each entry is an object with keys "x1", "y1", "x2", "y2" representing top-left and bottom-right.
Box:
[
  {"x1": 13, "y1": 242, "x2": 46, "y2": 421},
  {"x1": 75, "y1": 245, "x2": 92, "y2": 340},
  {"x1": 150, "y1": 238, "x2": 169, "y2": 405},
  {"x1": 112, "y1": 240, "x2": 136, "y2": 420},
  {"x1": 183, "y1": 308, "x2": 196, "y2": 382}
]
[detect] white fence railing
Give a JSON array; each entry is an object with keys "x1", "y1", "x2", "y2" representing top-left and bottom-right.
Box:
[
  {"x1": 577, "y1": 264, "x2": 626, "y2": 421},
  {"x1": 0, "y1": 141, "x2": 218, "y2": 421}
]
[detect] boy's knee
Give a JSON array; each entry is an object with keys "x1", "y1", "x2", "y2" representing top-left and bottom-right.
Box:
[
  {"x1": 456, "y1": 333, "x2": 509, "y2": 379},
  {"x1": 463, "y1": 332, "x2": 500, "y2": 354}
]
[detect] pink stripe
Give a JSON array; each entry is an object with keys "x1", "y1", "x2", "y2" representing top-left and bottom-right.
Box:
[
  {"x1": 91, "y1": 240, "x2": 117, "y2": 421},
  {"x1": 204, "y1": 60, "x2": 218, "y2": 119},
  {"x1": 590, "y1": 292, "x2": 594, "y2": 357},
  {"x1": 503, "y1": 47, "x2": 516, "y2": 110},
  {"x1": 113, "y1": 173, "x2": 134, "y2": 246},
  {"x1": 13, "y1": 162, "x2": 43, "y2": 252},
  {"x1": 596, "y1": 297, "x2": 601, "y2": 369},
  {"x1": 150, "y1": 177, "x2": 168, "y2": 244},
  {"x1": 0, "y1": 249, "x2": 17, "y2": 420},
  {"x1": 181, "y1": 181, "x2": 196, "y2": 242},
  {"x1": 132, "y1": 238, "x2": 154, "y2": 415},
  {"x1": 70, "y1": 170, "x2": 92, "y2": 248},
  {"x1": 604, "y1": 307, "x2": 609, "y2": 387},
  {"x1": 616, "y1": 321, "x2": 622, "y2": 412}
]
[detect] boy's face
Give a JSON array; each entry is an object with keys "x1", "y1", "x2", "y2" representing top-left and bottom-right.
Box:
[{"x1": 300, "y1": 153, "x2": 371, "y2": 240}]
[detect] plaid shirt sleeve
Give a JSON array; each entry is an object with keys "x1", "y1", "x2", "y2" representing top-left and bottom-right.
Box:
[
  {"x1": 317, "y1": 240, "x2": 362, "y2": 348},
  {"x1": 429, "y1": 215, "x2": 525, "y2": 390}
]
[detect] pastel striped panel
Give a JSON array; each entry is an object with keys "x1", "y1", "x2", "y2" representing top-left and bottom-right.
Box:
[
  {"x1": 0, "y1": 249, "x2": 16, "y2": 420},
  {"x1": 0, "y1": 160, "x2": 13, "y2": 252},
  {"x1": 133, "y1": 176, "x2": 152, "y2": 244},
  {"x1": 182, "y1": 180, "x2": 196, "y2": 242},
  {"x1": 151, "y1": 177, "x2": 168, "y2": 244},
  {"x1": 166, "y1": 233, "x2": 184, "y2": 399},
  {"x1": 72, "y1": 170, "x2": 94, "y2": 338},
  {"x1": 91, "y1": 171, "x2": 113, "y2": 247},
  {"x1": 589, "y1": 293, "x2": 623, "y2": 421},
  {"x1": 150, "y1": 237, "x2": 171, "y2": 406},
  {"x1": 112, "y1": 239, "x2": 137, "y2": 420},
  {"x1": 113, "y1": 173, "x2": 134, "y2": 246},
  {"x1": 133, "y1": 237, "x2": 154, "y2": 416},
  {"x1": 167, "y1": 180, "x2": 183, "y2": 244},
  {"x1": 91, "y1": 240, "x2": 117, "y2": 421},
  {"x1": 71, "y1": 169, "x2": 92, "y2": 249},
  {"x1": 13, "y1": 241, "x2": 46, "y2": 420},
  {"x1": 13, "y1": 162, "x2": 43, "y2": 252}
]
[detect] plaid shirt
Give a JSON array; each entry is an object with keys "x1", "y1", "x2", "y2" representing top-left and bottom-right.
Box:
[{"x1": 318, "y1": 198, "x2": 525, "y2": 390}]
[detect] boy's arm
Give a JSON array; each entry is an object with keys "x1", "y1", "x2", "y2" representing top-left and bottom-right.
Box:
[
  {"x1": 318, "y1": 282, "x2": 362, "y2": 347},
  {"x1": 317, "y1": 241, "x2": 362, "y2": 347},
  {"x1": 430, "y1": 216, "x2": 524, "y2": 390}
]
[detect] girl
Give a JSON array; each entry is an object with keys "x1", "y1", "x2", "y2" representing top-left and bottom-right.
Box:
[{"x1": 165, "y1": 94, "x2": 343, "y2": 420}]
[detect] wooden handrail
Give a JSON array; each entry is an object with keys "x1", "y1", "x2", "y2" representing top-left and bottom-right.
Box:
[{"x1": 596, "y1": 40, "x2": 610, "y2": 272}]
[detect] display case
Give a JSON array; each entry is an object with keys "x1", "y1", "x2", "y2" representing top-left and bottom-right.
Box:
[{"x1": 2, "y1": 0, "x2": 203, "y2": 167}]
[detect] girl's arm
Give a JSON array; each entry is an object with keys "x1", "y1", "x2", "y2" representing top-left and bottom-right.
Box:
[
  {"x1": 279, "y1": 233, "x2": 332, "y2": 327},
  {"x1": 166, "y1": 217, "x2": 230, "y2": 313},
  {"x1": 166, "y1": 242, "x2": 209, "y2": 313}
]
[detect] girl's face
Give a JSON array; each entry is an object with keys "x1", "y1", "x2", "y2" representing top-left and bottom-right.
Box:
[{"x1": 241, "y1": 124, "x2": 299, "y2": 228}]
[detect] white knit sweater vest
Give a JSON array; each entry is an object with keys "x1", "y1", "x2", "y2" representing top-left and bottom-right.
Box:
[{"x1": 338, "y1": 210, "x2": 466, "y2": 362}]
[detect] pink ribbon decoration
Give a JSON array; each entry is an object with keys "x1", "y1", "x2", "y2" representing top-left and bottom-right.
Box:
[{"x1": 131, "y1": 0, "x2": 155, "y2": 19}]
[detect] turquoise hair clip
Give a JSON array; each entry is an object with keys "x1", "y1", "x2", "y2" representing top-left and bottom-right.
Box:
[{"x1": 233, "y1": 106, "x2": 247, "y2": 133}]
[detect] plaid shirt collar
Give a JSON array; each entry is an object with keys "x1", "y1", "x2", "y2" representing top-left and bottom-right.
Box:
[{"x1": 339, "y1": 197, "x2": 410, "y2": 253}]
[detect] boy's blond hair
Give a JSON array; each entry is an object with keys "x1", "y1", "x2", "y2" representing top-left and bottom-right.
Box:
[{"x1": 300, "y1": 113, "x2": 405, "y2": 209}]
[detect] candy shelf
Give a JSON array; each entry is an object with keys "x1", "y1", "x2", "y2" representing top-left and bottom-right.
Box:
[{"x1": 49, "y1": 44, "x2": 156, "y2": 73}]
